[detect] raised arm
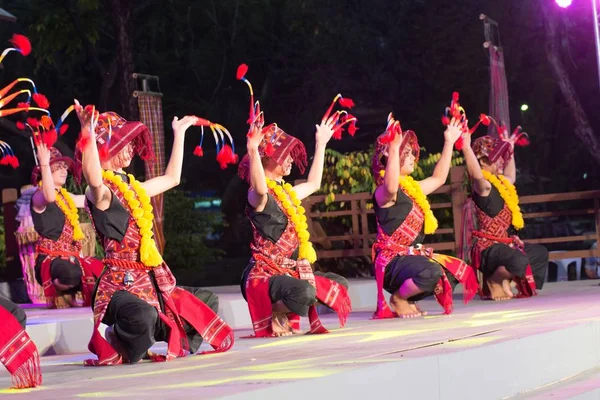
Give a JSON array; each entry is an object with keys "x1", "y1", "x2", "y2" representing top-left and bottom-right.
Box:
[
  {"x1": 293, "y1": 123, "x2": 334, "y2": 200},
  {"x1": 75, "y1": 100, "x2": 112, "y2": 211},
  {"x1": 31, "y1": 142, "x2": 56, "y2": 213},
  {"x1": 141, "y1": 116, "x2": 197, "y2": 198},
  {"x1": 460, "y1": 131, "x2": 491, "y2": 197},
  {"x1": 418, "y1": 118, "x2": 462, "y2": 196},
  {"x1": 502, "y1": 149, "x2": 516, "y2": 184},
  {"x1": 374, "y1": 128, "x2": 404, "y2": 208},
  {"x1": 246, "y1": 123, "x2": 269, "y2": 211}
]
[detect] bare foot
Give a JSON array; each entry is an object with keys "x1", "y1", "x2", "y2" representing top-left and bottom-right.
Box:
[
  {"x1": 409, "y1": 302, "x2": 428, "y2": 316},
  {"x1": 271, "y1": 312, "x2": 294, "y2": 336},
  {"x1": 105, "y1": 326, "x2": 130, "y2": 363},
  {"x1": 390, "y1": 293, "x2": 422, "y2": 318},
  {"x1": 502, "y1": 279, "x2": 514, "y2": 299},
  {"x1": 486, "y1": 279, "x2": 511, "y2": 301}
]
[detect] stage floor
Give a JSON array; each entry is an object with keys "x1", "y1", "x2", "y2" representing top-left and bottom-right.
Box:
[{"x1": 1, "y1": 281, "x2": 600, "y2": 399}]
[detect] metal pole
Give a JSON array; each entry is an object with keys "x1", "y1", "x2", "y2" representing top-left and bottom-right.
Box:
[{"x1": 592, "y1": 0, "x2": 600, "y2": 89}]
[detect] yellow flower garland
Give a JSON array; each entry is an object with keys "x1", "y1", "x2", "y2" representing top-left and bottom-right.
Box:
[
  {"x1": 265, "y1": 178, "x2": 317, "y2": 263},
  {"x1": 481, "y1": 170, "x2": 524, "y2": 230},
  {"x1": 102, "y1": 170, "x2": 163, "y2": 267},
  {"x1": 379, "y1": 171, "x2": 438, "y2": 234},
  {"x1": 38, "y1": 183, "x2": 84, "y2": 241}
]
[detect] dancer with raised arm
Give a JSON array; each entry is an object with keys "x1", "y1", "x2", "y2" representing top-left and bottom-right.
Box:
[
  {"x1": 371, "y1": 114, "x2": 478, "y2": 318},
  {"x1": 76, "y1": 103, "x2": 233, "y2": 365},
  {"x1": 237, "y1": 65, "x2": 354, "y2": 337}
]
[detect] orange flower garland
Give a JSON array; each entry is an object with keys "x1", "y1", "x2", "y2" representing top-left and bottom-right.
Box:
[
  {"x1": 102, "y1": 170, "x2": 163, "y2": 267},
  {"x1": 379, "y1": 171, "x2": 438, "y2": 234},
  {"x1": 38, "y1": 183, "x2": 84, "y2": 241},
  {"x1": 266, "y1": 178, "x2": 317, "y2": 263},
  {"x1": 482, "y1": 170, "x2": 524, "y2": 230}
]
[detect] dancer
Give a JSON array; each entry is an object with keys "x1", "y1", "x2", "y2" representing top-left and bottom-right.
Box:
[
  {"x1": 30, "y1": 141, "x2": 102, "y2": 308},
  {"x1": 237, "y1": 64, "x2": 353, "y2": 337},
  {"x1": 371, "y1": 114, "x2": 478, "y2": 318},
  {"x1": 76, "y1": 103, "x2": 233, "y2": 365},
  {"x1": 461, "y1": 128, "x2": 548, "y2": 300}
]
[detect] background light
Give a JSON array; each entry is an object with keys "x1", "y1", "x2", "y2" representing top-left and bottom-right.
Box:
[
  {"x1": 520, "y1": 104, "x2": 529, "y2": 111},
  {"x1": 556, "y1": 0, "x2": 573, "y2": 8}
]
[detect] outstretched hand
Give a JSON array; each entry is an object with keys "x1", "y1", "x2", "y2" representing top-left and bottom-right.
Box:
[
  {"x1": 172, "y1": 116, "x2": 198, "y2": 137},
  {"x1": 315, "y1": 122, "x2": 334, "y2": 146},
  {"x1": 444, "y1": 117, "x2": 462, "y2": 144}
]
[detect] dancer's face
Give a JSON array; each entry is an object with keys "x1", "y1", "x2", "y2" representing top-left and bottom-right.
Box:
[
  {"x1": 110, "y1": 143, "x2": 134, "y2": 170},
  {"x1": 480, "y1": 157, "x2": 504, "y2": 175},
  {"x1": 265, "y1": 154, "x2": 293, "y2": 179},
  {"x1": 400, "y1": 146, "x2": 416, "y2": 176},
  {"x1": 51, "y1": 161, "x2": 69, "y2": 187}
]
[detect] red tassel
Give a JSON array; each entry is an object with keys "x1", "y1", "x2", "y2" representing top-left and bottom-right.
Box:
[
  {"x1": 332, "y1": 128, "x2": 342, "y2": 140},
  {"x1": 77, "y1": 135, "x2": 90, "y2": 151},
  {"x1": 480, "y1": 114, "x2": 491, "y2": 126},
  {"x1": 0, "y1": 156, "x2": 7, "y2": 165},
  {"x1": 452, "y1": 92, "x2": 459, "y2": 102},
  {"x1": 40, "y1": 115, "x2": 53, "y2": 130},
  {"x1": 59, "y1": 124, "x2": 69, "y2": 135},
  {"x1": 454, "y1": 136, "x2": 464, "y2": 151},
  {"x1": 193, "y1": 145, "x2": 204, "y2": 157},
  {"x1": 348, "y1": 121, "x2": 358, "y2": 137},
  {"x1": 339, "y1": 97, "x2": 355, "y2": 109},
  {"x1": 441, "y1": 116, "x2": 450, "y2": 125},
  {"x1": 17, "y1": 102, "x2": 30, "y2": 110},
  {"x1": 44, "y1": 129, "x2": 58, "y2": 147},
  {"x1": 7, "y1": 155, "x2": 19, "y2": 168},
  {"x1": 98, "y1": 145, "x2": 109, "y2": 161},
  {"x1": 26, "y1": 117, "x2": 39, "y2": 128},
  {"x1": 264, "y1": 142, "x2": 275, "y2": 156},
  {"x1": 16, "y1": 121, "x2": 25, "y2": 130},
  {"x1": 516, "y1": 136, "x2": 530, "y2": 146},
  {"x1": 236, "y1": 64, "x2": 248, "y2": 80},
  {"x1": 216, "y1": 145, "x2": 238, "y2": 169},
  {"x1": 32, "y1": 93, "x2": 50, "y2": 109},
  {"x1": 10, "y1": 34, "x2": 31, "y2": 56}
]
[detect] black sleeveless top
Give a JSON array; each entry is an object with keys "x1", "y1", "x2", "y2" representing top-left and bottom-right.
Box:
[{"x1": 373, "y1": 188, "x2": 424, "y2": 245}]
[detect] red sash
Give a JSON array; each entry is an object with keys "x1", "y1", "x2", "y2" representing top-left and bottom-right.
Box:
[
  {"x1": 83, "y1": 175, "x2": 233, "y2": 366},
  {"x1": 245, "y1": 191, "x2": 351, "y2": 337},
  {"x1": 471, "y1": 199, "x2": 536, "y2": 298},
  {"x1": 372, "y1": 190, "x2": 478, "y2": 318},
  {"x1": 0, "y1": 306, "x2": 42, "y2": 389}
]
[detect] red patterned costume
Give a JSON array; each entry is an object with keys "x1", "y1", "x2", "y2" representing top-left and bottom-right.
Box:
[
  {"x1": 238, "y1": 126, "x2": 352, "y2": 337},
  {"x1": 465, "y1": 135, "x2": 548, "y2": 298},
  {"x1": 78, "y1": 112, "x2": 233, "y2": 365},
  {"x1": 0, "y1": 297, "x2": 41, "y2": 389},
  {"x1": 371, "y1": 122, "x2": 478, "y2": 318}
]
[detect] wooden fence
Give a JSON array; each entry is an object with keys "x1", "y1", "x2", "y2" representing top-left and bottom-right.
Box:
[{"x1": 302, "y1": 166, "x2": 600, "y2": 262}]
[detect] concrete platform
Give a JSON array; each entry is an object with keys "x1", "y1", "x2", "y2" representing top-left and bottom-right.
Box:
[{"x1": 1, "y1": 281, "x2": 600, "y2": 399}]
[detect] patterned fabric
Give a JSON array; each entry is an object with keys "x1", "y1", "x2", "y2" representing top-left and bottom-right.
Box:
[
  {"x1": 237, "y1": 125, "x2": 308, "y2": 182},
  {"x1": 472, "y1": 135, "x2": 511, "y2": 168},
  {"x1": 245, "y1": 190, "x2": 351, "y2": 337},
  {"x1": 471, "y1": 198, "x2": 537, "y2": 298},
  {"x1": 36, "y1": 191, "x2": 102, "y2": 308},
  {"x1": 372, "y1": 130, "x2": 420, "y2": 186},
  {"x1": 0, "y1": 306, "x2": 41, "y2": 388},
  {"x1": 372, "y1": 187, "x2": 478, "y2": 317},
  {"x1": 137, "y1": 95, "x2": 166, "y2": 253},
  {"x1": 84, "y1": 174, "x2": 233, "y2": 366}
]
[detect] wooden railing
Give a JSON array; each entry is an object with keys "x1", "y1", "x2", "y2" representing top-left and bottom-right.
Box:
[{"x1": 302, "y1": 166, "x2": 600, "y2": 262}]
